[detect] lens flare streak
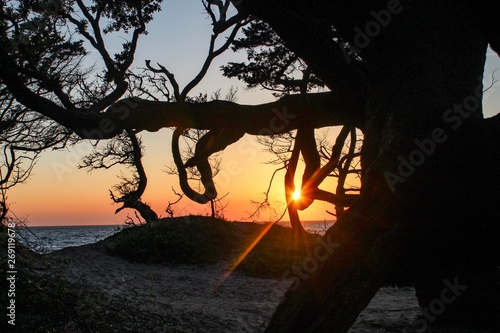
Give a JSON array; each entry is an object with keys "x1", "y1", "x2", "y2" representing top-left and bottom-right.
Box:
[{"x1": 214, "y1": 221, "x2": 277, "y2": 290}]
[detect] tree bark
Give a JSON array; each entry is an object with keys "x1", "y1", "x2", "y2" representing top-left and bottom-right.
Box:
[
  {"x1": 102, "y1": 92, "x2": 363, "y2": 137},
  {"x1": 0, "y1": 50, "x2": 365, "y2": 138}
]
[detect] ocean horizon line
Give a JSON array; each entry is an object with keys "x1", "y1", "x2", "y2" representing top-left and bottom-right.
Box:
[{"x1": 23, "y1": 218, "x2": 336, "y2": 228}]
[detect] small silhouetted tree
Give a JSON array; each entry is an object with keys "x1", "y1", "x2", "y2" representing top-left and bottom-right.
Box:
[{"x1": 78, "y1": 130, "x2": 158, "y2": 222}]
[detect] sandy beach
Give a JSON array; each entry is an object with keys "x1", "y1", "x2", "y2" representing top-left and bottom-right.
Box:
[{"x1": 32, "y1": 241, "x2": 422, "y2": 333}]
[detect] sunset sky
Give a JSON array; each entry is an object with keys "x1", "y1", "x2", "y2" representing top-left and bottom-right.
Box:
[{"x1": 8, "y1": 1, "x2": 500, "y2": 226}]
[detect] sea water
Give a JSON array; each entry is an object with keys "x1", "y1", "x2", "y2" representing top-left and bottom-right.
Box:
[
  {"x1": 17, "y1": 225, "x2": 122, "y2": 253},
  {"x1": 288, "y1": 220, "x2": 335, "y2": 234}
]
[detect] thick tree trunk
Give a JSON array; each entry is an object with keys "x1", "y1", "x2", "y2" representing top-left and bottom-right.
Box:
[
  {"x1": 265, "y1": 1, "x2": 500, "y2": 332},
  {"x1": 409, "y1": 121, "x2": 500, "y2": 331},
  {"x1": 363, "y1": 2, "x2": 500, "y2": 330}
]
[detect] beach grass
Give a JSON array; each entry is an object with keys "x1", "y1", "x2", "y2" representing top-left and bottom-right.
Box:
[
  {"x1": 235, "y1": 223, "x2": 321, "y2": 278},
  {"x1": 102, "y1": 215, "x2": 237, "y2": 264},
  {"x1": 100, "y1": 216, "x2": 320, "y2": 278},
  {"x1": 0, "y1": 233, "x2": 177, "y2": 333}
]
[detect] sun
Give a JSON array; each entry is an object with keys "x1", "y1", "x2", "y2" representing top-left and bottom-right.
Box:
[{"x1": 292, "y1": 189, "x2": 301, "y2": 201}]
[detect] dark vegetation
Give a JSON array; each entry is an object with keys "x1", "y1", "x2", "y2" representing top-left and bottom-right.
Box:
[
  {"x1": 102, "y1": 216, "x2": 320, "y2": 277},
  {"x1": 0, "y1": 232, "x2": 177, "y2": 333},
  {"x1": 14, "y1": 271, "x2": 179, "y2": 333},
  {"x1": 103, "y1": 216, "x2": 236, "y2": 264},
  {"x1": 235, "y1": 223, "x2": 321, "y2": 278}
]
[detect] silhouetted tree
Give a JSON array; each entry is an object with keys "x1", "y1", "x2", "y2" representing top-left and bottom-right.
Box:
[
  {"x1": 78, "y1": 130, "x2": 158, "y2": 222},
  {"x1": 223, "y1": 21, "x2": 361, "y2": 234},
  {"x1": 0, "y1": 68, "x2": 76, "y2": 227},
  {"x1": 1, "y1": 0, "x2": 500, "y2": 332}
]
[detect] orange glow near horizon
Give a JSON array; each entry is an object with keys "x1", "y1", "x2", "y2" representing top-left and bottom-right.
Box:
[{"x1": 8, "y1": 129, "x2": 355, "y2": 226}]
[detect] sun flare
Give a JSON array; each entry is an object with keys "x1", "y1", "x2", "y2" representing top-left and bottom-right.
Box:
[{"x1": 292, "y1": 189, "x2": 301, "y2": 201}]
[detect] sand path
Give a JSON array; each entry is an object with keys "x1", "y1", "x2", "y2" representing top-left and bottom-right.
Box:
[{"x1": 39, "y1": 244, "x2": 422, "y2": 332}]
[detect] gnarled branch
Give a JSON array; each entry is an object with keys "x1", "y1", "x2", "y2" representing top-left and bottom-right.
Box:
[{"x1": 172, "y1": 127, "x2": 217, "y2": 204}]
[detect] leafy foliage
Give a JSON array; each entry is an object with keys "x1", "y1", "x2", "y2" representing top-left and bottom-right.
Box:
[
  {"x1": 0, "y1": 0, "x2": 165, "y2": 225},
  {"x1": 222, "y1": 20, "x2": 325, "y2": 97}
]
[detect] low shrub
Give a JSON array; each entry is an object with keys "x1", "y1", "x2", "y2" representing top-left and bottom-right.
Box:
[
  {"x1": 236, "y1": 224, "x2": 320, "y2": 278},
  {"x1": 0, "y1": 235, "x2": 177, "y2": 333},
  {"x1": 103, "y1": 216, "x2": 236, "y2": 264},
  {"x1": 102, "y1": 216, "x2": 320, "y2": 278}
]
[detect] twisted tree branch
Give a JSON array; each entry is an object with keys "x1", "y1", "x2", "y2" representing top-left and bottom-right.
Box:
[{"x1": 172, "y1": 127, "x2": 217, "y2": 204}]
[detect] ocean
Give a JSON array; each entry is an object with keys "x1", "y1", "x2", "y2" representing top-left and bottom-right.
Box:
[
  {"x1": 280, "y1": 220, "x2": 335, "y2": 234},
  {"x1": 17, "y1": 220, "x2": 335, "y2": 253},
  {"x1": 17, "y1": 225, "x2": 123, "y2": 253}
]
